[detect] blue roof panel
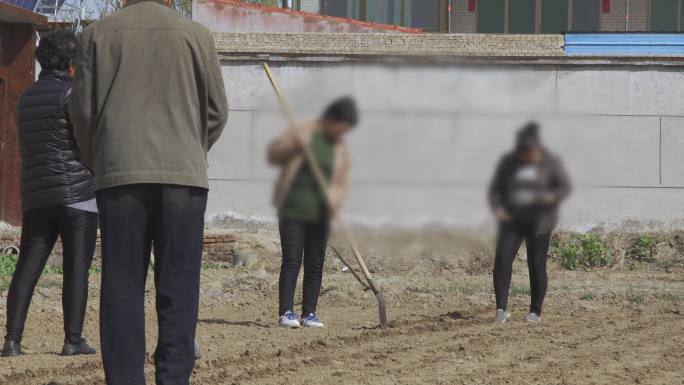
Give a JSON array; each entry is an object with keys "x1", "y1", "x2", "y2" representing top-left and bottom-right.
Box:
[{"x1": 565, "y1": 33, "x2": 684, "y2": 56}]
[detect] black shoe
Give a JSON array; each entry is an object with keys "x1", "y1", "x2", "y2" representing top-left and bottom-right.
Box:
[
  {"x1": 60, "y1": 340, "x2": 96, "y2": 356},
  {"x1": 1, "y1": 340, "x2": 22, "y2": 357}
]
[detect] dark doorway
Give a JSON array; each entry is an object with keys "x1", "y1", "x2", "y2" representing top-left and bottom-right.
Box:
[
  {"x1": 321, "y1": 0, "x2": 356, "y2": 18},
  {"x1": 409, "y1": 0, "x2": 441, "y2": 30},
  {"x1": 651, "y1": 0, "x2": 679, "y2": 32},
  {"x1": 508, "y1": 0, "x2": 536, "y2": 33},
  {"x1": 478, "y1": 0, "x2": 506, "y2": 33},
  {"x1": 571, "y1": 0, "x2": 600, "y2": 32},
  {"x1": 541, "y1": 0, "x2": 569, "y2": 33}
]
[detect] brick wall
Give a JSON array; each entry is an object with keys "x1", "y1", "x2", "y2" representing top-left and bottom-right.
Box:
[
  {"x1": 600, "y1": 0, "x2": 649, "y2": 32},
  {"x1": 627, "y1": 0, "x2": 649, "y2": 31},
  {"x1": 451, "y1": 0, "x2": 476, "y2": 33},
  {"x1": 601, "y1": 0, "x2": 627, "y2": 31},
  {"x1": 0, "y1": 23, "x2": 36, "y2": 226},
  {"x1": 0, "y1": 231, "x2": 237, "y2": 265},
  {"x1": 214, "y1": 32, "x2": 564, "y2": 57}
]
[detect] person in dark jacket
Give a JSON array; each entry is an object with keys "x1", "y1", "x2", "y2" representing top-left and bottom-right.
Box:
[
  {"x1": 488, "y1": 122, "x2": 571, "y2": 324},
  {"x1": 1, "y1": 30, "x2": 97, "y2": 358}
]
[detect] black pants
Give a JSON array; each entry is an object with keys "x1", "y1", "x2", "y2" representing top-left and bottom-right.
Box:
[
  {"x1": 493, "y1": 222, "x2": 551, "y2": 315},
  {"x1": 278, "y1": 217, "x2": 330, "y2": 316},
  {"x1": 97, "y1": 184, "x2": 207, "y2": 385},
  {"x1": 5, "y1": 206, "x2": 97, "y2": 344}
]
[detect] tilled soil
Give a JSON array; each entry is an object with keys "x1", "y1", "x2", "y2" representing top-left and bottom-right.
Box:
[{"x1": 1, "y1": 229, "x2": 683, "y2": 385}]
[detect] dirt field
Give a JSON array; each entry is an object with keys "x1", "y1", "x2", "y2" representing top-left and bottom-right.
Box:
[{"x1": 1, "y1": 229, "x2": 683, "y2": 385}]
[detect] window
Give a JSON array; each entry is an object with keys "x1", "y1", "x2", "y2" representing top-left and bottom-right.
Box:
[
  {"x1": 320, "y1": 0, "x2": 449, "y2": 31},
  {"x1": 650, "y1": 0, "x2": 680, "y2": 32},
  {"x1": 321, "y1": 0, "x2": 360, "y2": 19},
  {"x1": 540, "y1": 0, "x2": 569, "y2": 33},
  {"x1": 408, "y1": 0, "x2": 442, "y2": 30},
  {"x1": 365, "y1": 0, "x2": 401, "y2": 25},
  {"x1": 508, "y1": 0, "x2": 536, "y2": 33},
  {"x1": 477, "y1": 0, "x2": 505, "y2": 33},
  {"x1": 476, "y1": 0, "x2": 599, "y2": 34},
  {"x1": 571, "y1": 0, "x2": 600, "y2": 32}
]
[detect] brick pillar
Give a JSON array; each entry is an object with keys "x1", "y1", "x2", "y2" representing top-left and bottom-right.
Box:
[{"x1": 0, "y1": 23, "x2": 35, "y2": 225}]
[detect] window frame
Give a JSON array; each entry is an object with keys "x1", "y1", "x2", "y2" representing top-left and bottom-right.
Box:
[
  {"x1": 648, "y1": 0, "x2": 684, "y2": 32},
  {"x1": 568, "y1": 0, "x2": 602, "y2": 33},
  {"x1": 475, "y1": 0, "x2": 602, "y2": 34},
  {"x1": 319, "y1": 0, "x2": 449, "y2": 32}
]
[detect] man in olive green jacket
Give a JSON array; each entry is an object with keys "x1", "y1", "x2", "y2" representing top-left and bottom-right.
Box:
[{"x1": 69, "y1": 1, "x2": 228, "y2": 384}]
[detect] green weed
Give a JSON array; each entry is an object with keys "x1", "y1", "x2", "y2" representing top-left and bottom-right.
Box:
[
  {"x1": 626, "y1": 236, "x2": 658, "y2": 262},
  {"x1": 552, "y1": 234, "x2": 613, "y2": 270},
  {"x1": 0, "y1": 255, "x2": 16, "y2": 276},
  {"x1": 509, "y1": 285, "x2": 530, "y2": 297},
  {"x1": 626, "y1": 289, "x2": 646, "y2": 305},
  {"x1": 202, "y1": 262, "x2": 227, "y2": 270},
  {"x1": 0, "y1": 254, "x2": 100, "y2": 277},
  {"x1": 579, "y1": 292, "x2": 595, "y2": 301}
]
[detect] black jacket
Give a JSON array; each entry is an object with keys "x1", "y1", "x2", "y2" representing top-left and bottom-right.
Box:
[
  {"x1": 16, "y1": 70, "x2": 95, "y2": 212},
  {"x1": 488, "y1": 148, "x2": 571, "y2": 233}
]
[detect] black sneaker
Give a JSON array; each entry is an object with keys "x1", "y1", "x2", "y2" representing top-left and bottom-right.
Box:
[
  {"x1": 61, "y1": 340, "x2": 96, "y2": 356},
  {"x1": 1, "y1": 339, "x2": 22, "y2": 357}
]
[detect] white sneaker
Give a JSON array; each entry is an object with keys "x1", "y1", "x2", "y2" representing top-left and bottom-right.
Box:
[
  {"x1": 526, "y1": 312, "x2": 542, "y2": 323},
  {"x1": 494, "y1": 309, "x2": 511, "y2": 323},
  {"x1": 301, "y1": 313, "x2": 324, "y2": 328},
  {"x1": 279, "y1": 311, "x2": 301, "y2": 328}
]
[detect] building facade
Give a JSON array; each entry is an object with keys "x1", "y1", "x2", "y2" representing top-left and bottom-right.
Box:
[
  {"x1": 0, "y1": 4, "x2": 46, "y2": 225},
  {"x1": 293, "y1": 0, "x2": 683, "y2": 33}
]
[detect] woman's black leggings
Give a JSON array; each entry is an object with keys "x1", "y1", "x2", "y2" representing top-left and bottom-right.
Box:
[
  {"x1": 5, "y1": 206, "x2": 97, "y2": 344},
  {"x1": 278, "y1": 217, "x2": 330, "y2": 316},
  {"x1": 493, "y1": 222, "x2": 551, "y2": 315}
]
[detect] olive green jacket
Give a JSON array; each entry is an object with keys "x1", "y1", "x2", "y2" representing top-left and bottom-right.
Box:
[
  {"x1": 70, "y1": 0, "x2": 228, "y2": 190},
  {"x1": 268, "y1": 122, "x2": 351, "y2": 213}
]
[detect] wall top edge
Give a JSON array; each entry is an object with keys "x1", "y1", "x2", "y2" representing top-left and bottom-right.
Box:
[{"x1": 214, "y1": 32, "x2": 684, "y2": 64}]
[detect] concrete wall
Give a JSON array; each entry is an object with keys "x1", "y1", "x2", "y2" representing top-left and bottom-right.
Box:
[{"x1": 207, "y1": 58, "x2": 684, "y2": 232}]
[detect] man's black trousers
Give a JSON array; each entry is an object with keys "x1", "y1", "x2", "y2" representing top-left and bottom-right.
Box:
[{"x1": 97, "y1": 184, "x2": 207, "y2": 385}]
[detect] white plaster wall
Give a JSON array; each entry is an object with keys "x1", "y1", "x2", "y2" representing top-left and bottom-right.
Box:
[{"x1": 207, "y1": 62, "x2": 684, "y2": 231}]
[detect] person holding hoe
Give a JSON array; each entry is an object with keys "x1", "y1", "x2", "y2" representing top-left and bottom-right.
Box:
[
  {"x1": 268, "y1": 97, "x2": 358, "y2": 329},
  {"x1": 488, "y1": 122, "x2": 571, "y2": 324}
]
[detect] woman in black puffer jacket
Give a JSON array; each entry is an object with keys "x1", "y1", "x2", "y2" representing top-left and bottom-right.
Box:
[{"x1": 1, "y1": 30, "x2": 97, "y2": 358}]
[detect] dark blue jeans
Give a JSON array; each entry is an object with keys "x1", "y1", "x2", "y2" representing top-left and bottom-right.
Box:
[
  {"x1": 278, "y1": 217, "x2": 330, "y2": 317},
  {"x1": 97, "y1": 184, "x2": 207, "y2": 385}
]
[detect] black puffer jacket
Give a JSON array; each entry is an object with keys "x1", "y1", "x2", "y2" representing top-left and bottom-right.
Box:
[{"x1": 16, "y1": 70, "x2": 94, "y2": 212}]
